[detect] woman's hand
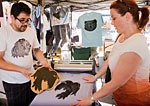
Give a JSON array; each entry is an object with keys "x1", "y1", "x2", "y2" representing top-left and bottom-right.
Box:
[
  {"x1": 82, "y1": 75, "x2": 96, "y2": 83},
  {"x1": 70, "y1": 97, "x2": 93, "y2": 106}
]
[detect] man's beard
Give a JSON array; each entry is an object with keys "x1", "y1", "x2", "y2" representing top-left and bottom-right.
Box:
[{"x1": 19, "y1": 25, "x2": 28, "y2": 32}]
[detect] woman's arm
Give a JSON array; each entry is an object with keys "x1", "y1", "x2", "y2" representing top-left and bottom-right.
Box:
[
  {"x1": 95, "y1": 59, "x2": 108, "y2": 78},
  {"x1": 82, "y1": 59, "x2": 108, "y2": 83},
  {"x1": 71, "y1": 52, "x2": 141, "y2": 106},
  {"x1": 92, "y1": 52, "x2": 141, "y2": 101}
]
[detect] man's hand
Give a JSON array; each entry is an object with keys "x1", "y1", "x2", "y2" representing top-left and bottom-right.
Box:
[
  {"x1": 40, "y1": 60, "x2": 53, "y2": 70},
  {"x1": 20, "y1": 69, "x2": 31, "y2": 79}
]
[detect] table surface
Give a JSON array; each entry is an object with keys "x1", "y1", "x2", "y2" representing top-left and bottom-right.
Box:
[{"x1": 30, "y1": 72, "x2": 95, "y2": 106}]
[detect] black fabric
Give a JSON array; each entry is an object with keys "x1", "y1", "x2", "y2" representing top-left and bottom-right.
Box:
[
  {"x1": 71, "y1": 35, "x2": 79, "y2": 42},
  {"x1": 0, "y1": 1, "x2": 3, "y2": 17},
  {"x1": 36, "y1": 28, "x2": 41, "y2": 43},
  {"x1": 105, "y1": 66, "x2": 111, "y2": 83},
  {"x1": 105, "y1": 34, "x2": 121, "y2": 83},
  {"x1": 46, "y1": 29, "x2": 54, "y2": 46},
  {"x1": 55, "y1": 80, "x2": 80, "y2": 100},
  {"x1": 2, "y1": 81, "x2": 36, "y2": 106}
]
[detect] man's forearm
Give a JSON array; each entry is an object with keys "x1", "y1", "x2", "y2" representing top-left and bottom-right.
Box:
[
  {"x1": 0, "y1": 59, "x2": 26, "y2": 73},
  {"x1": 33, "y1": 48, "x2": 47, "y2": 64}
]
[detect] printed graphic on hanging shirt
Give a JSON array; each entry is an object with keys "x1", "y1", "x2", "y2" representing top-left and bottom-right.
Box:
[{"x1": 84, "y1": 19, "x2": 97, "y2": 31}]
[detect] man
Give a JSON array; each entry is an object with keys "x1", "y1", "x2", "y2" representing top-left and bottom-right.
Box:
[{"x1": 0, "y1": 2, "x2": 52, "y2": 106}]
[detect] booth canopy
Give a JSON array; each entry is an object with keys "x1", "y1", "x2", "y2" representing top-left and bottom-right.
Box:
[{"x1": 23, "y1": 0, "x2": 149, "y2": 11}]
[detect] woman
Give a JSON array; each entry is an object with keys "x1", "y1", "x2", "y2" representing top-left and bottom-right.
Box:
[{"x1": 70, "y1": 0, "x2": 150, "y2": 106}]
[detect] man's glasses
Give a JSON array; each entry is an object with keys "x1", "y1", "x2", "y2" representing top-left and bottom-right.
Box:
[{"x1": 15, "y1": 17, "x2": 32, "y2": 24}]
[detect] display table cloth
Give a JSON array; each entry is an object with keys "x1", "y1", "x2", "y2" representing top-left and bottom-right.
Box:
[{"x1": 30, "y1": 72, "x2": 95, "y2": 106}]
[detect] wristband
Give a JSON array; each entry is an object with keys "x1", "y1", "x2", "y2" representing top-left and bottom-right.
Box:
[
  {"x1": 94, "y1": 75, "x2": 98, "y2": 80},
  {"x1": 91, "y1": 96, "x2": 95, "y2": 102},
  {"x1": 91, "y1": 96, "x2": 100, "y2": 104}
]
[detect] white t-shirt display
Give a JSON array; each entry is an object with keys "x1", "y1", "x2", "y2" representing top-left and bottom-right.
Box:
[{"x1": 0, "y1": 25, "x2": 40, "y2": 83}]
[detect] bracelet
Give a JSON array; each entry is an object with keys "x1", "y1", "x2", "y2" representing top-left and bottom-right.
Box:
[
  {"x1": 91, "y1": 96, "x2": 95, "y2": 102},
  {"x1": 91, "y1": 96, "x2": 100, "y2": 104},
  {"x1": 94, "y1": 75, "x2": 98, "y2": 80}
]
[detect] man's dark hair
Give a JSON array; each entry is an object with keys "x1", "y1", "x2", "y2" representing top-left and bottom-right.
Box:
[{"x1": 11, "y1": 2, "x2": 31, "y2": 18}]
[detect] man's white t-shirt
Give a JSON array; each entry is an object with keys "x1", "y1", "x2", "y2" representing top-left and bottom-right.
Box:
[{"x1": 0, "y1": 25, "x2": 40, "y2": 83}]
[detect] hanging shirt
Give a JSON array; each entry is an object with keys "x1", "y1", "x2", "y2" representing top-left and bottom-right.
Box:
[
  {"x1": 40, "y1": 14, "x2": 50, "y2": 53},
  {"x1": 51, "y1": 6, "x2": 71, "y2": 26},
  {"x1": 77, "y1": 12, "x2": 104, "y2": 47}
]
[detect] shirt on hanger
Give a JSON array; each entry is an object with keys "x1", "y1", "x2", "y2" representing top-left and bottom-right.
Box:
[{"x1": 77, "y1": 12, "x2": 104, "y2": 47}]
